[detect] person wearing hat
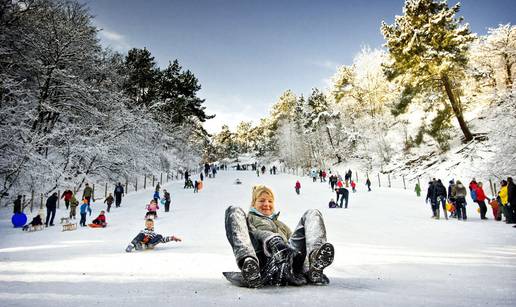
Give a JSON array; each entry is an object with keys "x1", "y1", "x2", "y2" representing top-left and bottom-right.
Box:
[{"x1": 224, "y1": 185, "x2": 335, "y2": 288}]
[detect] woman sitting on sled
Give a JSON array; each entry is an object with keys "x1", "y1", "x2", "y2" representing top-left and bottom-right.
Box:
[{"x1": 224, "y1": 185, "x2": 335, "y2": 288}]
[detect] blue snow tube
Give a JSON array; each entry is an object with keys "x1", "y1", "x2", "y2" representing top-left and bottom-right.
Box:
[{"x1": 12, "y1": 213, "x2": 27, "y2": 228}]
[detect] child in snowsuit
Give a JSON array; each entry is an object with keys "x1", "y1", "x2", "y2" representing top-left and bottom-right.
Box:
[
  {"x1": 125, "y1": 219, "x2": 181, "y2": 252},
  {"x1": 104, "y1": 193, "x2": 114, "y2": 213},
  {"x1": 153, "y1": 190, "x2": 160, "y2": 203},
  {"x1": 69, "y1": 195, "x2": 79, "y2": 219},
  {"x1": 92, "y1": 210, "x2": 107, "y2": 227},
  {"x1": 79, "y1": 199, "x2": 91, "y2": 227},
  {"x1": 145, "y1": 199, "x2": 159, "y2": 219},
  {"x1": 351, "y1": 180, "x2": 356, "y2": 193},
  {"x1": 22, "y1": 210, "x2": 44, "y2": 231},
  {"x1": 194, "y1": 180, "x2": 199, "y2": 193}
]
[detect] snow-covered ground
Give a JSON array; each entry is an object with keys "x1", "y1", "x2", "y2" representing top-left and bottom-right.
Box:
[{"x1": 1, "y1": 170, "x2": 515, "y2": 306}]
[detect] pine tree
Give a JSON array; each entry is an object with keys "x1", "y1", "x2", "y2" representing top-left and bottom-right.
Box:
[
  {"x1": 381, "y1": 0, "x2": 476, "y2": 142},
  {"x1": 123, "y1": 47, "x2": 160, "y2": 107}
]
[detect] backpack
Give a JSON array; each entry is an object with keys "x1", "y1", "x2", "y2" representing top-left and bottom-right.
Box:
[{"x1": 470, "y1": 188, "x2": 477, "y2": 201}]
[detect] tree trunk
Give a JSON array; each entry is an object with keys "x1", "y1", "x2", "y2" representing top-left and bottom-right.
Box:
[
  {"x1": 324, "y1": 124, "x2": 342, "y2": 163},
  {"x1": 441, "y1": 75, "x2": 473, "y2": 142},
  {"x1": 503, "y1": 53, "x2": 513, "y2": 88}
]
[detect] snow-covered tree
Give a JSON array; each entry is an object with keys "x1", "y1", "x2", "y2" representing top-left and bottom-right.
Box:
[{"x1": 382, "y1": 0, "x2": 476, "y2": 142}]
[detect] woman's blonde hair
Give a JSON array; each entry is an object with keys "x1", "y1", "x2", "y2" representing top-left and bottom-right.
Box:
[{"x1": 251, "y1": 185, "x2": 275, "y2": 207}]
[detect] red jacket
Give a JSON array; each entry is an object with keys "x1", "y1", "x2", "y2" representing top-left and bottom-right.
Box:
[
  {"x1": 295, "y1": 181, "x2": 301, "y2": 189},
  {"x1": 94, "y1": 214, "x2": 106, "y2": 223},
  {"x1": 61, "y1": 190, "x2": 73, "y2": 201},
  {"x1": 475, "y1": 186, "x2": 488, "y2": 202}
]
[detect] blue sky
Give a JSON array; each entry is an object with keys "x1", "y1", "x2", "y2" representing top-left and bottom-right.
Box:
[{"x1": 83, "y1": 0, "x2": 516, "y2": 133}]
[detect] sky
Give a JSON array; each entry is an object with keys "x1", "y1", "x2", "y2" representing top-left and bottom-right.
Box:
[{"x1": 82, "y1": 0, "x2": 516, "y2": 133}]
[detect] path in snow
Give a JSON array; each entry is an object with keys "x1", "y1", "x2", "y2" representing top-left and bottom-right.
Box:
[{"x1": 0, "y1": 170, "x2": 515, "y2": 306}]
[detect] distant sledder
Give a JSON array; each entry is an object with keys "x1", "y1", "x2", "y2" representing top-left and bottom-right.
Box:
[
  {"x1": 125, "y1": 219, "x2": 181, "y2": 252},
  {"x1": 224, "y1": 185, "x2": 335, "y2": 288}
]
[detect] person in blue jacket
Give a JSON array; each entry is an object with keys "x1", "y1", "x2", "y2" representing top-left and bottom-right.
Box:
[{"x1": 79, "y1": 199, "x2": 91, "y2": 227}]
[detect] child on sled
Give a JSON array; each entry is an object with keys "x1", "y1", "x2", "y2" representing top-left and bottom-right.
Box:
[
  {"x1": 91, "y1": 210, "x2": 107, "y2": 227},
  {"x1": 145, "y1": 199, "x2": 159, "y2": 219},
  {"x1": 125, "y1": 219, "x2": 181, "y2": 252}
]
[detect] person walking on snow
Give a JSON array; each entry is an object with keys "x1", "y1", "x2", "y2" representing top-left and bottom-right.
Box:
[
  {"x1": 415, "y1": 183, "x2": 421, "y2": 197},
  {"x1": 350, "y1": 180, "x2": 356, "y2": 193},
  {"x1": 61, "y1": 189, "x2": 73, "y2": 210},
  {"x1": 104, "y1": 193, "x2": 114, "y2": 213},
  {"x1": 79, "y1": 199, "x2": 90, "y2": 227},
  {"x1": 454, "y1": 180, "x2": 468, "y2": 220},
  {"x1": 82, "y1": 183, "x2": 93, "y2": 205},
  {"x1": 365, "y1": 178, "x2": 372, "y2": 192},
  {"x1": 163, "y1": 189, "x2": 171, "y2": 212},
  {"x1": 114, "y1": 182, "x2": 124, "y2": 208},
  {"x1": 295, "y1": 181, "x2": 301, "y2": 195},
  {"x1": 69, "y1": 194, "x2": 79, "y2": 219}
]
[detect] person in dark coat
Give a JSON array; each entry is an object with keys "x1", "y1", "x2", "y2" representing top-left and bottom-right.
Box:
[
  {"x1": 426, "y1": 181, "x2": 438, "y2": 218},
  {"x1": 163, "y1": 189, "x2": 171, "y2": 212},
  {"x1": 114, "y1": 183, "x2": 124, "y2": 208},
  {"x1": 365, "y1": 178, "x2": 372, "y2": 192},
  {"x1": 13, "y1": 195, "x2": 23, "y2": 214},
  {"x1": 435, "y1": 180, "x2": 448, "y2": 219},
  {"x1": 335, "y1": 187, "x2": 349, "y2": 208},
  {"x1": 104, "y1": 193, "x2": 114, "y2": 212},
  {"x1": 507, "y1": 177, "x2": 516, "y2": 224},
  {"x1": 45, "y1": 192, "x2": 58, "y2": 226}
]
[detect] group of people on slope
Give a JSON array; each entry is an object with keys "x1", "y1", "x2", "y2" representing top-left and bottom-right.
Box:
[
  {"x1": 424, "y1": 177, "x2": 516, "y2": 225},
  {"x1": 15, "y1": 182, "x2": 125, "y2": 230}
]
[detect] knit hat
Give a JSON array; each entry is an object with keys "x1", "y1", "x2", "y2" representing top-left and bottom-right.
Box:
[{"x1": 251, "y1": 185, "x2": 275, "y2": 207}]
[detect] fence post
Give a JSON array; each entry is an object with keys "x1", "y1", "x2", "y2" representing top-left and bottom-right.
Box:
[
  {"x1": 493, "y1": 183, "x2": 498, "y2": 195},
  {"x1": 152, "y1": 175, "x2": 155, "y2": 188},
  {"x1": 22, "y1": 195, "x2": 26, "y2": 212},
  {"x1": 166, "y1": 173, "x2": 169, "y2": 182},
  {"x1": 144, "y1": 176, "x2": 147, "y2": 189},
  {"x1": 30, "y1": 190, "x2": 34, "y2": 213},
  {"x1": 378, "y1": 173, "x2": 381, "y2": 187},
  {"x1": 56, "y1": 190, "x2": 60, "y2": 208},
  {"x1": 388, "y1": 174, "x2": 391, "y2": 188},
  {"x1": 92, "y1": 184, "x2": 95, "y2": 201},
  {"x1": 135, "y1": 177, "x2": 138, "y2": 192},
  {"x1": 125, "y1": 179, "x2": 128, "y2": 194},
  {"x1": 104, "y1": 183, "x2": 108, "y2": 198},
  {"x1": 403, "y1": 176, "x2": 406, "y2": 189},
  {"x1": 40, "y1": 193, "x2": 43, "y2": 209},
  {"x1": 489, "y1": 178, "x2": 494, "y2": 197},
  {"x1": 160, "y1": 173, "x2": 163, "y2": 185}
]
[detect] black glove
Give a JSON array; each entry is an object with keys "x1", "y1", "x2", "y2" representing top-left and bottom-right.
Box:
[{"x1": 263, "y1": 236, "x2": 304, "y2": 286}]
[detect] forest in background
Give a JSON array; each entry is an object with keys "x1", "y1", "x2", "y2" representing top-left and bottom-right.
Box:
[
  {"x1": 208, "y1": 0, "x2": 515, "y2": 181},
  {"x1": 0, "y1": 0, "x2": 213, "y2": 200}
]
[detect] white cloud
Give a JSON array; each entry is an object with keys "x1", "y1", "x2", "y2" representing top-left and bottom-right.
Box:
[
  {"x1": 201, "y1": 93, "x2": 267, "y2": 134},
  {"x1": 312, "y1": 59, "x2": 340, "y2": 70},
  {"x1": 98, "y1": 27, "x2": 131, "y2": 52}
]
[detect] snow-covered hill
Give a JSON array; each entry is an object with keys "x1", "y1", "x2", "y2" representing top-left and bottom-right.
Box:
[{"x1": 0, "y1": 170, "x2": 515, "y2": 306}]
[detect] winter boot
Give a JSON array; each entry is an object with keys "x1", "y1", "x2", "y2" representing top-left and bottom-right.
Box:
[
  {"x1": 307, "y1": 243, "x2": 334, "y2": 285},
  {"x1": 241, "y1": 257, "x2": 262, "y2": 288},
  {"x1": 133, "y1": 241, "x2": 143, "y2": 251},
  {"x1": 125, "y1": 245, "x2": 134, "y2": 253}
]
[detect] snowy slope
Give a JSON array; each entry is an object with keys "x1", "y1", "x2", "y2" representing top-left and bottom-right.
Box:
[{"x1": 0, "y1": 170, "x2": 515, "y2": 306}]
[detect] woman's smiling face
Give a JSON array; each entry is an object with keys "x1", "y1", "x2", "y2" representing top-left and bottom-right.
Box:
[{"x1": 253, "y1": 192, "x2": 275, "y2": 216}]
